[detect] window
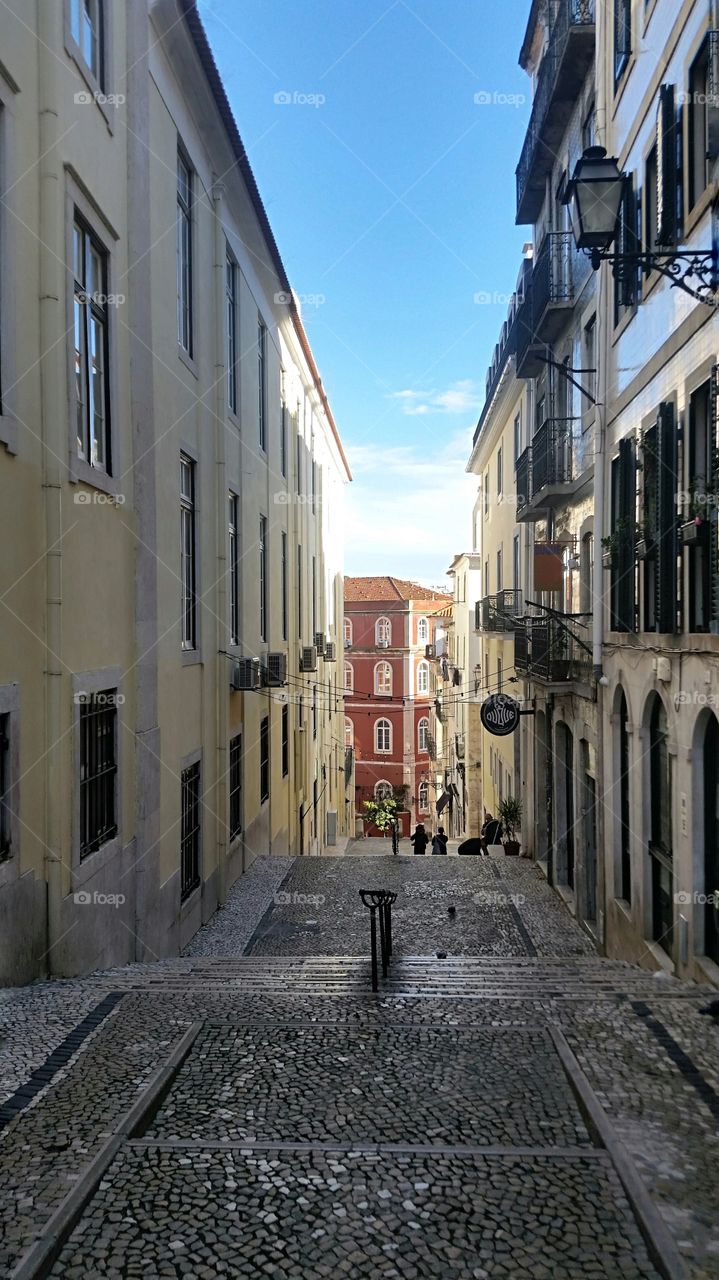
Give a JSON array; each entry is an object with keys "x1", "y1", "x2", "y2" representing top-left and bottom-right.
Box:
[
  {"x1": 644, "y1": 146, "x2": 658, "y2": 256},
  {"x1": 177, "y1": 151, "x2": 193, "y2": 355},
  {"x1": 344, "y1": 617, "x2": 353, "y2": 647},
  {"x1": 344, "y1": 662, "x2": 354, "y2": 693},
  {"x1": 689, "y1": 39, "x2": 714, "y2": 209},
  {"x1": 687, "y1": 380, "x2": 712, "y2": 633},
  {"x1": 226, "y1": 252, "x2": 238, "y2": 412},
  {"x1": 71, "y1": 0, "x2": 103, "y2": 84},
  {"x1": 513, "y1": 535, "x2": 520, "y2": 591},
  {"x1": 180, "y1": 760, "x2": 201, "y2": 899},
  {"x1": 648, "y1": 695, "x2": 673, "y2": 953},
  {"x1": 345, "y1": 718, "x2": 354, "y2": 748},
  {"x1": 296, "y1": 432, "x2": 302, "y2": 494},
  {"x1": 374, "y1": 780, "x2": 392, "y2": 801},
  {"x1": 0, "y1": 714, "x2": 9, "y2": 861},
  {"x1": 417, "y1": 661, "x2": 429, "y2": 695},
  {"x1": 618, "y1": 692, "x2": 631, "y2": 903},
  {"x1": 614, "y1": 0, "x2": 631, "y2": 82},
  {"x1": 73, "y1": 217, "x2": 110, "y2": 472},
  {"x1": 229, "y1": 494, "x2": 239, "y2": 646},
  {"x1": 484, "y1": 561, "x2": 489, "y2": 597},
  {"x1": 281, "y1": 531, "x2": 288, "y2": 642},
  {"x1": 376, "y1": 617, "x2": 391, "y2": 647},
  {"x1": 229, "y1": 734, "x2": 242, "y2": 841},
  {"x1": 312, "y1": 556, "x2": 317, "y2": 637},
  {"x1": 484, "y1": 471, "x2": 489, "y2": 516},
  {"x1": 614, "y1": 177, "x2": 639, "y2": 320},
  {"x1": 418, "y1": 717, "x2": 429, "y2": 752},
  {"x1": 582, "y1": 102, "x2": 595, "y2": 151},
  {"x1": 312, "y1": 458, "x2": 316, "y2": 513},
  {"x1": 580, "y1": 532, "x2": 594, "y2": 616},
  {"x1": 312, "y1": 686, "x2": 317, "y2": 740},
  {"x1": 281, "y1": 704, "x2": 289, "y2": 777},
  {"x1": 497, "y1": 657, "x2": 503, "y2": 693},
  {"x1": 180, "y1": 455, "x2": 196, "y2": 650},
  {"x1": 417, "y1": 617, "x2": 429, "y2": 643},
  {"x1": 496, "y1": 547, "x2": 503, "y2": 591},
  {"x1": 583, "y1": 316, "x2": 596, "y2": 404},
  {"x1": 513, "y1": 413, "x2": 521, "y2": 467},
  {"x1": 497, "y1": 446, "x2": 503, "y2": 497},
  {"x1": 259, "y1": 515, "x2": 268, "y2": 642},
  {"x1": 418, "y1": 780, "x2": 429, "y2": 812},
  {"x1": 609, "y1": 439, "x2": 636, "y2": 633},
  {"x1": 281, "y1": 405, "x2": 287, "y2": 477},
  {"x1": 297, "y1": 544, "x2": 303, "y2": 638},
  {"x1": 260, "y1": 716, "x2": 269, "y2": 803},
  {"x1": 375, "y1": 662, "x2": 392, "y2": 695},
  {"x1": 375, "y1": 719, "x2": 391, "y2": 753},
  {"x1": 79, "y1": 690, "x2": 117, "y2": 858},
  {"x1": 258, "y1": 316, "x2": 267, "y2": 451}
]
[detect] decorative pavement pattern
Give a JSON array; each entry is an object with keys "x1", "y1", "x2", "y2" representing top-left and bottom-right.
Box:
[{"x1": 0, "y1": 848, "x2": 716, "y2": 1278}]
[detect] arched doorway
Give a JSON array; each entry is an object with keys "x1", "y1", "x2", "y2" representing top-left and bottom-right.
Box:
[
  {"x1": 555, "y1": 722, "x2": 575, "y2": 891},
  {"x1": 647, "y1": 695, "x2": 673, "y2": 955},
  {"x1": 703, "y1": 714, "x2": 719, "y2": 963}
]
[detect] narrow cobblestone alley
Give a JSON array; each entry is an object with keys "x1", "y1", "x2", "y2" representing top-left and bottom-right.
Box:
[{"x1": 1, "y1": 851, "x2": 718, "y2": 1279}]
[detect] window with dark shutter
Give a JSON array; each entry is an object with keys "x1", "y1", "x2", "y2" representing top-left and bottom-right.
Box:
[
  {"x1": 614, "y1": 177, "x2": 639, "y2": 321},
  {"x1": 654, "y1": 402, "x2": 678, "y2": 634},
  {"x1": 656, "y1": 85, "x2": 678, "y2": 246},
  {"x1": 710, "y1": 365, "x2": 719, "y2": 633},
  {"x1": 610, "y1": 440, "x2": 636, "y2": 632}
]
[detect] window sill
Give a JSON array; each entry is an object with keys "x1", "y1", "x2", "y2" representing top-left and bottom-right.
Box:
[
  {"x1": 65, "y1": 38, "x2": 115, "y2": 135},
  {"x1": 614, "y1": 895, "x2": 633, "y2": 923},
  {"x1": 0, "y1": 414, "x2": 18, "y2": 455},
  {"x1": 684, "y1": 184, "x2": 717, "y2": 242},
  {"x1": 182, "y1": 648, "x2": 203, "y2": 668},
  {"x1": 644, "y1": 939, "x2": 674, "y2": 974},
  {"x1": 611, "y1": 300, "x2": 638, "y2": 344},
  {"x1": 72, "y1": 832, "x2": 123, "y2": 888},
  {"x1": 178, "y1": 344, "x2": 198, "y2": 379},
  {"x1": 70, "y1": 459, "x2": 124, "y2": 500},
  {"x1": 612, "y1": 53, "x2": 636, "y2": 116},
  {"x1": 180, "y1": 883, "x2": 201, "y2": 918}
]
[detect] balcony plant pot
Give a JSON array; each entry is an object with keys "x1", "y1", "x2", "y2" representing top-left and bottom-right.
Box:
[
  {"x1": 680, "y1": 518, "x2": 708, "y2": 546},
  {"x1": 602, "y1": 550, "x2": 614, "y2": 570},
  {"x1": 635, "y1": 538, "x2": 653, "y2": 561},
  {"x1": 503, "y1": 839, "x2": 521, "y2": 856}
]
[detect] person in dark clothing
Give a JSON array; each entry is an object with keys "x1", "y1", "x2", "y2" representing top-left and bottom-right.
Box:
[
  {"x1": 410, "y1": 823, "x2": 429, "y2": 855},
  {"x1": 480, "y1": 811, "x2": 503, "y2": 854},
  {"x1": 431, "y1": 826, "x2": 448, "y2": 855}
]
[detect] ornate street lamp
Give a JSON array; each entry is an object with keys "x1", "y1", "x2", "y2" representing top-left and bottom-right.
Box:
[{"x1": 565, "y1": 146, "x2": 718, "y2": 304}]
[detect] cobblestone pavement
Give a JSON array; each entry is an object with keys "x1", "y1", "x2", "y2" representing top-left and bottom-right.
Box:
[{"x1": 0, "y1": 852, "x2": 717, "y2": 1278}]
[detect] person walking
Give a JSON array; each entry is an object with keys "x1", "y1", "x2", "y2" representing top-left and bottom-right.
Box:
[
  {"x1": 410, "y1": 823, "x2": 429, "y2": 855},
  {"x1": 480, "y1": 811, "x2": 503, "y2": 855},
  {"x1": 431, "y1": 826, "x2": 448, "y2": 855}
]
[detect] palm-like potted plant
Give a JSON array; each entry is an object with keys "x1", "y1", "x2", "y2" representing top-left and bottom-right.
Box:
[{"x1": 498, "y1": 796, "x2": 522, "y2": 856}]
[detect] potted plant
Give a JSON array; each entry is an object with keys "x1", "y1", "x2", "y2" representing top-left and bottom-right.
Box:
[
  {"x1": 498, "y1": 796, "x2": 522, "y2": 856},
  {"x1": 362, "y1": 796, "x2": 398, "y2": 838},
  {"x1": 680, "y1": 481, "x2": 712, "y2": 545},
  {"x1": 634, "y1": 520, "x2": 654, "y2": 561}
]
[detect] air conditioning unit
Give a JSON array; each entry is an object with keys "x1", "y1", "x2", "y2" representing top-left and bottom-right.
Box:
[
  {"x1": 425, "y1": 644, "x2": 436, "y2": 659},
  {"x1": 324, "y1": 641, "x2": 336, "y2": 662},
  {"x1": 314, "y1": 633, "x2": 326, "y2": 656},
  {"x1": 300, "y1": 645, "x2": 318, "y2": 673},
  {"x1": 264, "y1": 652, "x2": 288, "y2": 687},
  {"x1": 326, "y1": 808, "x2": 337, "y2": 846},
  {"x1": 231, "y1": 657, "x2": 261, "y2": 691}
]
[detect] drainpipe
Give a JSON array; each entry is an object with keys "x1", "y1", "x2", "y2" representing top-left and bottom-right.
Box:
[
  {"x1": 38, "y1": 0, "x2": 65, "y2": 973},
  {"x1": 212, "y1": 181, "x2": 229, "y2": 905}
]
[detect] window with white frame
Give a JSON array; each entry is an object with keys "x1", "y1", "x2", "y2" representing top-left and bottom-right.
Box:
[
  {"x1": 345, "y1": 717, "x2": 354, "y2": 748},
  {"x1": 228, "y1": 493, "x2": 239, "y2": 646},
  {"x1": 226, "y1": 250, "x2": 238, "y2": 413},
  {"x1": 73, "y1": 216, "x2": 111, "y2": 472},
  {"x1": 418, "y1": 780, "x2": 429, "y2": 812},
  {"x1": 71, "y1": 0, "x2": 104, "y2": 86},
  {"x1": 180, "y1": 454, "x2": 196, "y2": 650},
  {"x1": 374, "y1": 779, "x2": 392, "y2": 801},
  {"x1": 417, "y1": 617, "x2": 429, "y2": 643},
  {"x1": 344, "y1": 662, "x2": 353, "y2": 693},
  {"x1": 258, "y1": 316, "x2": 267, "y2": 451},
  {"x1": 418, "y1": 717, "x2": 429, "y2": 752},
  {"x1": 375, "y1": 661, "x2": 392, "y2": 695},
  {"x1": 375, "y1": 616, "x2": 391, "y2": 647},
  {"x1": 375, "y1": 718, "x2": 391, "y2": 753},
  {"x1": 177, "y1": 150, "x2": 193, "y2": 355},
  {"x1": 344, "y1": 617, "x2": 353, "y2": 646},
  {"x1": 417, "y1": 661, "x2": 429, "y2": 695}
]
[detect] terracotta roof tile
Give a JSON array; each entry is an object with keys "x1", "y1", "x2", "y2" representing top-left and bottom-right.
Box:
[{"x1": 344, "y1": 576, "x2": 452, "y2": 604}]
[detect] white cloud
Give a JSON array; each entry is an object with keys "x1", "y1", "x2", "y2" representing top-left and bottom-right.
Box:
[{"x1": 389, "y1": 379, "x2": 482, "y2": 418}]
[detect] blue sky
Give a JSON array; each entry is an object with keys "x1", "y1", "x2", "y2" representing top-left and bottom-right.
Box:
[{"x1": 198, "y1": 1, "x2": 531, "y2": 587}]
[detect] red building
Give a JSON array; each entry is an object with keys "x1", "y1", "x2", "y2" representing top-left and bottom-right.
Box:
[{"x1": 344, "y1": 577, "x2": 452, "y2": 836}]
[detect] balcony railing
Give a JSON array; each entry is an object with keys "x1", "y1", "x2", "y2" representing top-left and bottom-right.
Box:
[
  {"x1": 515, "y1": 418, "x2": 589, "y2": 520},
  {"x1": 515, "y1": 234, "x2": 593, "y2": 377},
  {"x1": 475, "y1": 590, "x2": 524, "y2": 633},
  {"x1": 516, "y1": 0, "x2": 596, "y2": 224},
  {"x1": 532, "y1": 417, "x2": 573, "y2": 491},
  {"x1": 516, "y1": 445, "x2": 532, "y2": 518},
  {"x1": 514, "y1": 615, "x2": 592, "y2": 683}
]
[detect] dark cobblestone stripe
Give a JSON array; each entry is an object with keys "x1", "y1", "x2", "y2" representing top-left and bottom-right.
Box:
[
  {"x1": 0, "y1": 992, "x2": 125, "y2": 1134},
  {"x1": 242, "y1": 860, "x2": 296, "y2": 955},
  {"x1": 631, "y1": 1001, "x2": 719, "y2": 1123},
  {"x1": 487, "y1": 862, "x2": 539, "y2": 957}
]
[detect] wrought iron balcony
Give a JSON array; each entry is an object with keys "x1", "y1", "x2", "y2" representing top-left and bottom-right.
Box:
[
  {"x1": 515, "y1": 234, "x2": 593, "y2": 378},
  {"x1": 516, "y1": 445, "x2": 532, "y2": 519},
  {"x1": 514, "y1": 615, "x2": 592, "y2": 683},
  {"x1": 516, "y1": 0, "x2": 596, "y2": 224},
  {"x1": 515, "y1": 418, "x2": 590, "y2": 522},
  {"x1": 475, "y1": 590, "x2": 524, "y2": 633},
  {"x1": 426, "y1": 733, "x2": 437, "y2": 761}
]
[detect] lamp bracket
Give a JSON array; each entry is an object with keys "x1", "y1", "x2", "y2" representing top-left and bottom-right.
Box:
[{"x1": 588, "y1": 247, "x2": 718, "y2": 305}]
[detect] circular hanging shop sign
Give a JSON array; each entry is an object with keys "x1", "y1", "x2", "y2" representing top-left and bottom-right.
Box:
[{"x1": 480, "y1": 694, "x2": 521, "y2": 737}]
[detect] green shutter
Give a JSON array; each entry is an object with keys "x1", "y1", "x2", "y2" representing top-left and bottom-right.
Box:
[
  {"x1": 657, "y1": 85, "x2": 678, "y2": 245},
  {"x1": 655, "y1": 401, "x2": 677, "y2": 633},
  {"x1": 617, "y1": 437, "x2": 636, "y2": 631}
]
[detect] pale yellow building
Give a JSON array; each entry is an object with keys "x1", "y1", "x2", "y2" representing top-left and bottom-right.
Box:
[{"x1": 0, "y1": 0, "x2": 351, "y2": 984}]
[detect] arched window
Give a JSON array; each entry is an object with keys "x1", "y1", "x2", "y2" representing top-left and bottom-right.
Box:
[
  {"x1": 418, "y1": 717, "x2": 429, "y2": 752},
  {"x1": 648, "y1": 694, "x2": 673, "y2": 954},
  {"x1": 343, "y1": 662, "x2": 353, "y2": 693},
  {"x1": 417, "y1": 660, "x2": 429, "y2": 695},
  {"x1": 374, "y1": 779, "x2": 392, "y2": 801},
  {"x1": 417, "y1": 617, "x2": 429, "y2": 644},
  {"x1": 344, "y1": 717, "x2": 354, "y2": 748},
  {"x1": 418, "y1": 781, "x2": 429, "y2": 812},
  {"x1": 375, "y1": 718, "x2": 391, "y2": 753},
  {"x1": 376, "y1": 616, "x2": 391, "y2": 647},
  {"x1": 375, "y1": 661, "x2": 392, "y2": 695},
  {"x1": 343, "y1": 617, "x2": 353, "y2": 647}
]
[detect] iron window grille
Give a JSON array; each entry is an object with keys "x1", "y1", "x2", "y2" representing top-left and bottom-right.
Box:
[
  {"x1": 260, "y1": 717, "x2": 270, "y2": 803},
  {"x1": 180, "y1": 760, "x2": 201, "y2": 899},
  {"x1": 0, "y1": 714, "x2": 11, "y2": 862},
  {"x1": 79, "y1": 690, "x2": 118, "y2": 859},
  {"x1": 229, "y1": 735, "x2": 242, "y2": 841},
  {"x1": 229, "y1": 494, "x2": 240, "y2": 646},
  {"x1": 181, "y1": 454, "x2": 196, "y2": 649},
  {"x1": 73, "y1": 217, "x2": 111, "y2": 472},
  {"x1": 282, "y1": 704, "x2": 289, "y2": 777}
]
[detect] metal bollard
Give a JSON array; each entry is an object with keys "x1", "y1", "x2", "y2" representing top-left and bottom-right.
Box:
[{"x1": 360, "y1": 890, "x2": 397, "y2": 991}]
